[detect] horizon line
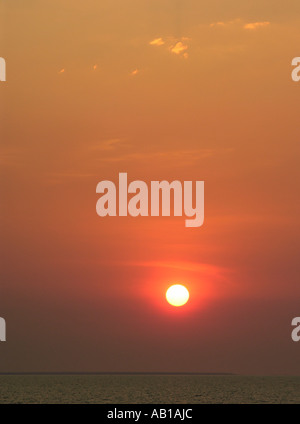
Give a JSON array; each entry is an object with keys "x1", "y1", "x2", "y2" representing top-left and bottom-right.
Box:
[{"x1": 0, "y1": 372, "x2": 237, "y2": 376}]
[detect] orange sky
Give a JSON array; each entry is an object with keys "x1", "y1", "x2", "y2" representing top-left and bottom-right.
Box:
[{"x1": 1, "y1": 0, "x2": 300, "y2": 374}]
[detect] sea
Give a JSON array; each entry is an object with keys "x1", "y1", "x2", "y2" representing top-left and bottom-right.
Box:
[{"x1": 0, "y1": 374, "x2": 299, "y2": 404}]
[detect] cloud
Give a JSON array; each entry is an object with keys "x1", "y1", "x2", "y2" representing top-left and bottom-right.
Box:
[
  {"x1": 210, "y1": 22, "x2": 226, "y2": 27},
  {"x1": 90, "y1": 138, "x2": 129, "y2": 152},
  {"x1": 210, "y1": 19, "x2": 241, "y2": 28},
  {"x1": 124, "y1": 260, "x2": 227, "y2": 275},
  {"x1": 210, "y1": 19, "x2": 270, "y2": 31},
  {"x1": 244, "y1": 21, "x2": 270, "y2": 30},
  {"x1": 149, "y1": 36, "x2": 190, "y2": 58},
  {"x1": 130, "y1": 68, "x2": 139, "y2": 76},
  {"x1": 170, "y1": 41, "x2": 188, "y2": 55},
  {"x1": 149, "y1": 37, "x2": 165, "y2": 46},
  {"x1": 95, "y1": 147, "x2": 233, "y2": 165}
]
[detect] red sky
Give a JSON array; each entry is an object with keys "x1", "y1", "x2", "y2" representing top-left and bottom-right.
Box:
[{"x1": 1, "y1": 0, "x2": 300, "y2": 374}]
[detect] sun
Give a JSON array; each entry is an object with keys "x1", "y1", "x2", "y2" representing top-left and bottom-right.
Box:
[{"x1": 166, "y1": 284, "x2": 189, "y2": 307}]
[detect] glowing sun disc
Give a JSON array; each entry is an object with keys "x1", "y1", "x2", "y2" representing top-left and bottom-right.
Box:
[{"x1": 166, "y1": 284, "x2": 189, "y2": 307}]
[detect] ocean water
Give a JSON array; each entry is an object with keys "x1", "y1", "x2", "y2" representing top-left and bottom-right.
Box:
[{"x1": 0, "y1": 375, "x2": 299, "y2": 404}]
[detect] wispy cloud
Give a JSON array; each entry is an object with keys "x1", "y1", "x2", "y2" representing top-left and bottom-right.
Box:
[
  {"x1": 124, "y1": 260, "x2": 227, "y2": 275},
  {"x1": 170, "y1": 41, "x2": 188, "y2": 56},
  {"x1": 150, "y1": 36, "x2": 190, "y2": 58},
  {"x1": 210, "y1": 19, "x2": 270, "y2": 31},
  {"x1": 90, "y1": 138, "x2": 130, "y2": 152},
  {"x1": 210, "y1": 22, "x2": 226, "y2": 27},
  {"x1": 95, "y1": 147, "x2": 233, "y2": 165},
  {"x1": 149, "y1": 37, "x2": 165, "y2": 46},
  {"x1": 130, "y1": 68, "x2": 139, "y2": 76},
  {"x1": 244, "y1": 21, "x2": 270, "y2": 30},
  {"x1": 210, "y1": 19, "x2": 241, "y2": 28}
]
